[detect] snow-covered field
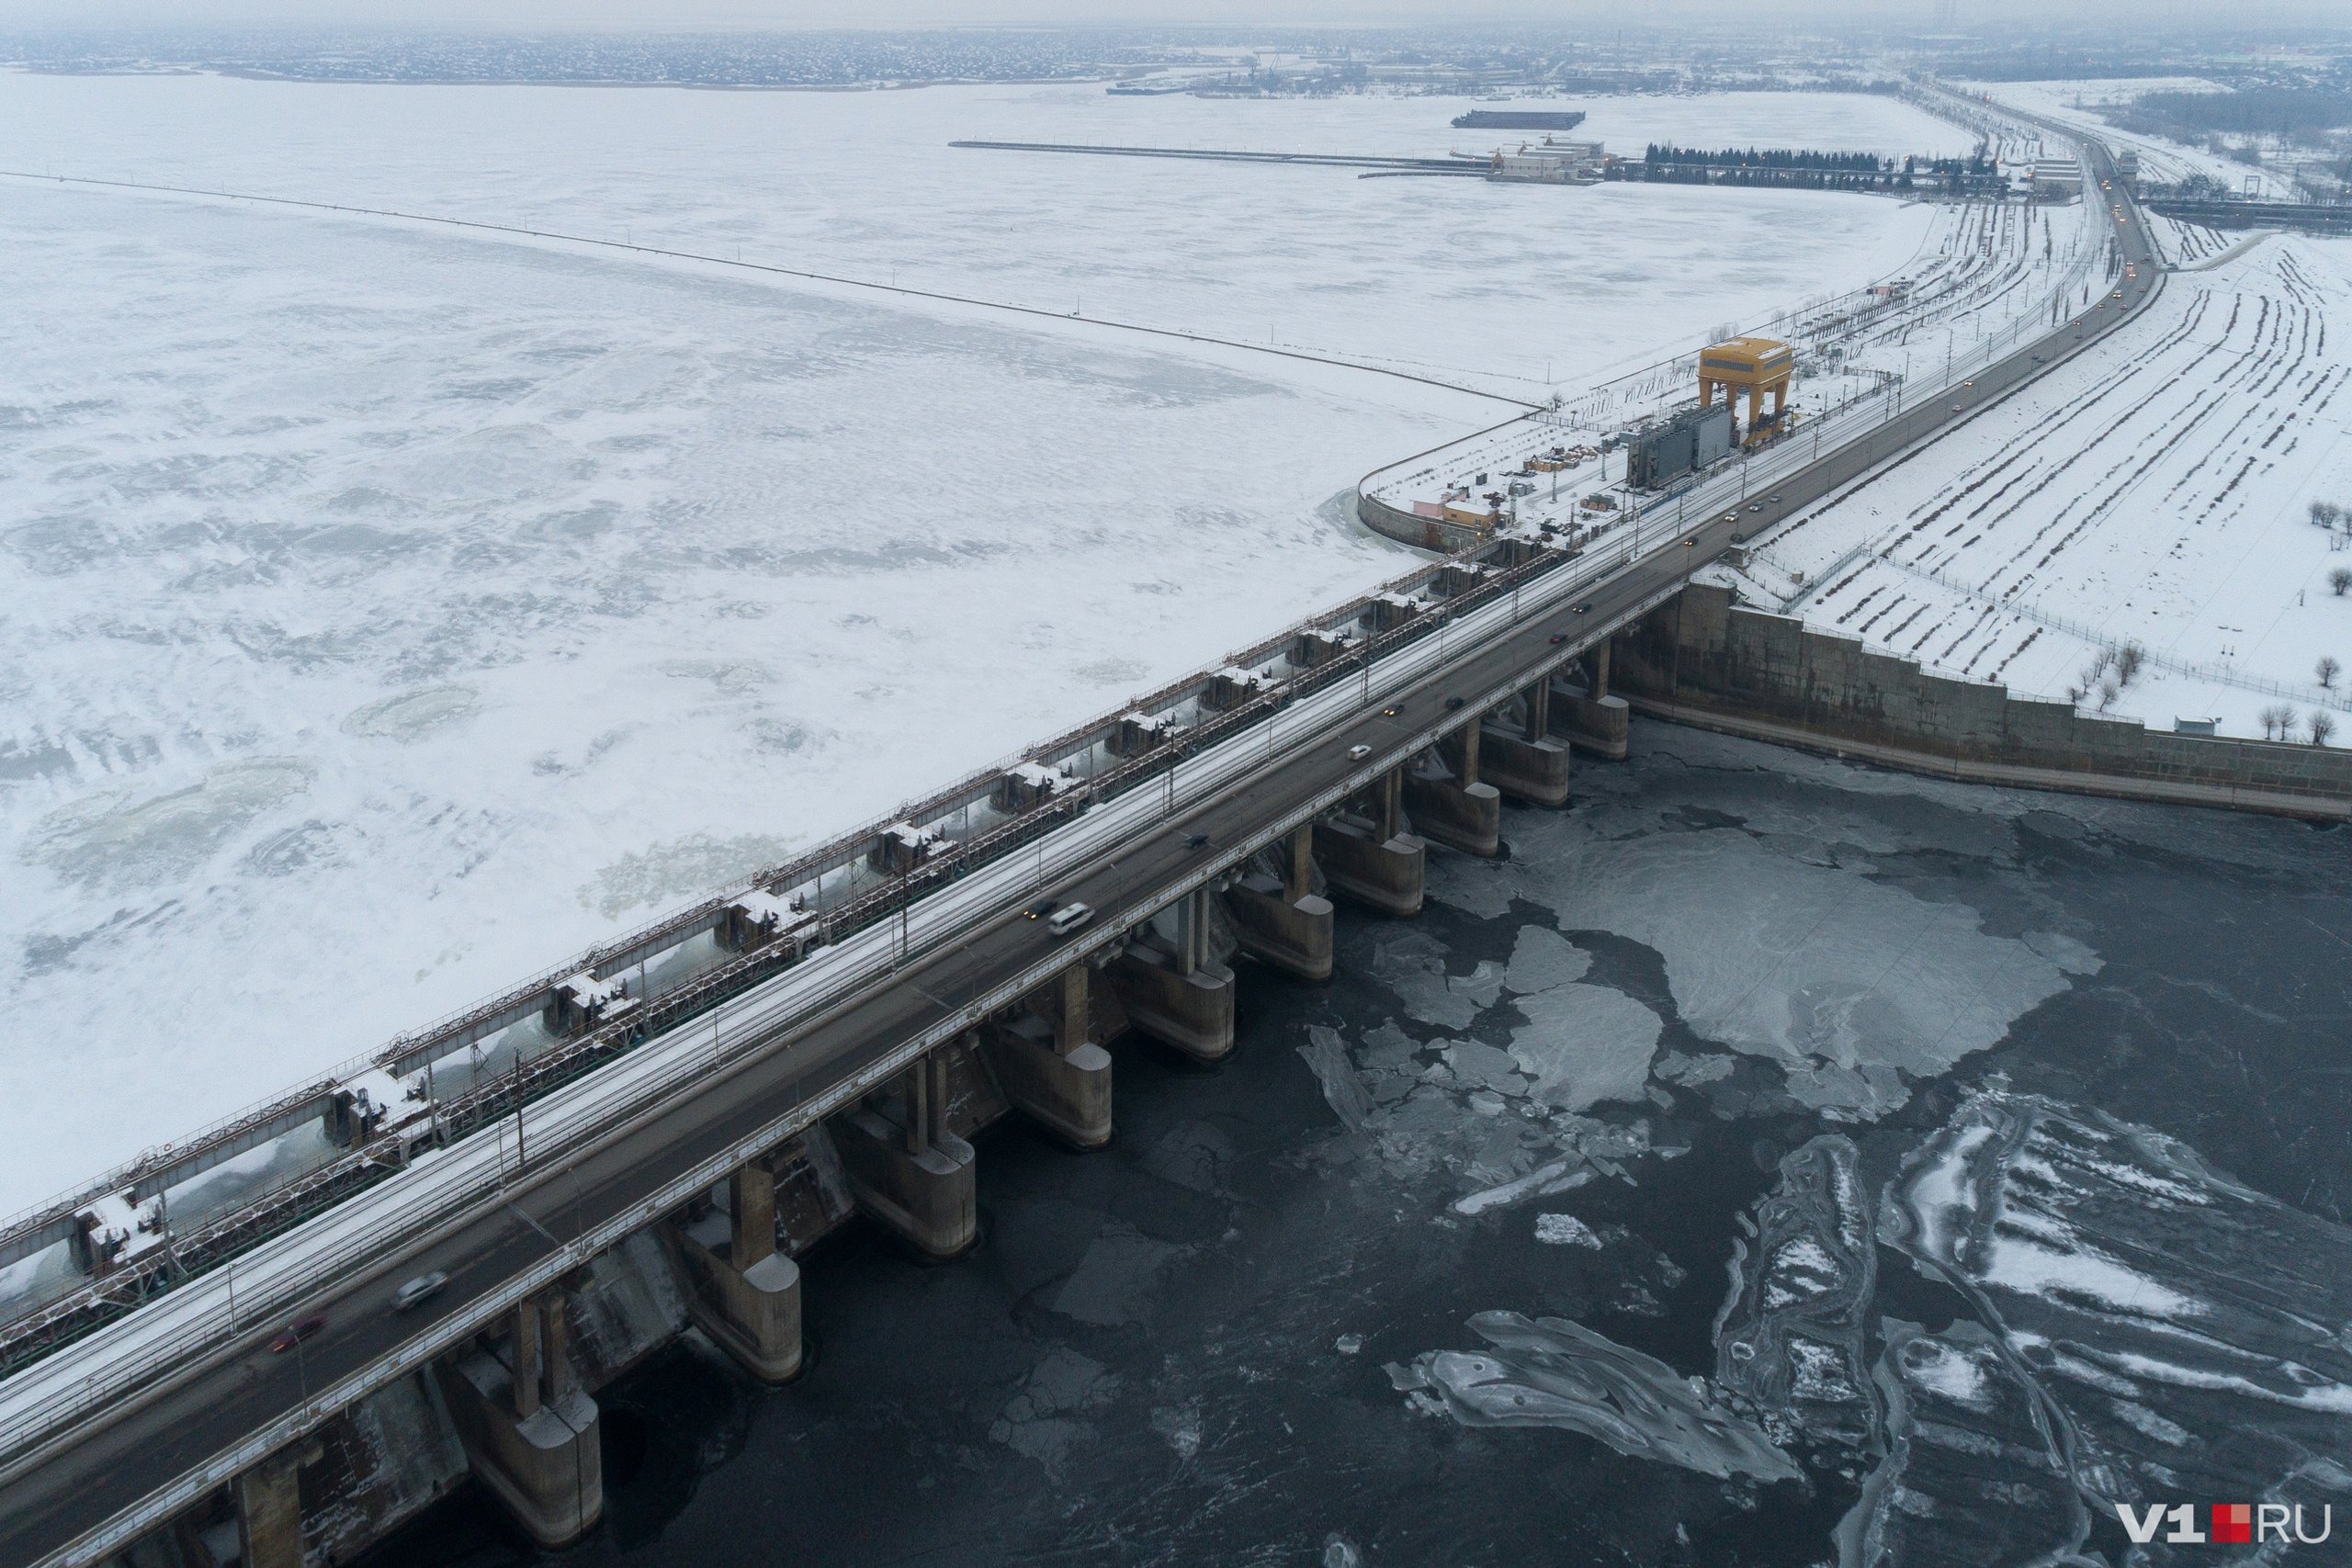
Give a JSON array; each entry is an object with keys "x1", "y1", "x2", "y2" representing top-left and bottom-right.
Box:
[
  {"x1": 1724, "y1": 237, "x2": 2352, "y2": 739},
  {"x1": 1962, "y1": 78, "x2": 2294, "y2": 201},
  {"x1": 0, "y1": 77, "x2": 1972, "y2": 1212}
]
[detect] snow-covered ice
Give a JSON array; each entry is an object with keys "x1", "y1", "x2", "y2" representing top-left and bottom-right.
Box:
[{"x1": 0, "y1": 76, "x2": 1984, "y2": 1210}]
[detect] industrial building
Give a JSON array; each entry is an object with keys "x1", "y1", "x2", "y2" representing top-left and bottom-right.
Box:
[
  {"x1": 2026, "y1": 155, "x2": 2083, "y2": 192},
  {"x1": 1487, "y1": 138, "x2": 1606, "y2": 184},
  {"x1": 1626, "y1": 403, "x2": 1734, "y2": 489}
]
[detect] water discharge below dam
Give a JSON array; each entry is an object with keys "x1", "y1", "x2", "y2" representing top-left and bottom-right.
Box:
[{"x1": 359, "y1": 721, "x2": 2352, "y2": 1568}]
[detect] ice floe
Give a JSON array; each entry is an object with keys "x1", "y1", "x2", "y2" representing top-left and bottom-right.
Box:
[
  {"x1": 1387, "y1": 1311, "x2": 1801, "y2": 1483},
  {"x1": 1713, "y1": 1134, "x2": 1880, "y2": 1451}
]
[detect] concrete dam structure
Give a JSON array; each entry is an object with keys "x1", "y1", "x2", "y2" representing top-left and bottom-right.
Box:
[{"x1": 0, "y1": 125, "x2": 2167, "y2": 1568}]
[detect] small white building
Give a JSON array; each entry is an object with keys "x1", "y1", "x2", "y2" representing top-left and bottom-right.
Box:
[
  {"x1": 1488, "y1": 138, "x2": 1604, "y2": 185},
  {"x1": 2027, "y1": 157, "x2": 2083, "y2": 193}
]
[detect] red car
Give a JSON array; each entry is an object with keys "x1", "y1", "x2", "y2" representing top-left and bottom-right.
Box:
[{"x1": 270, "y1": 1314, "x2": 326, "y2": 1353}]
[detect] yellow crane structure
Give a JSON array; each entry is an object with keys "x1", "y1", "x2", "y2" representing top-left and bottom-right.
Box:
[{"x1": 1698, "y1": 335, "x2": 1795, "y2": 440}]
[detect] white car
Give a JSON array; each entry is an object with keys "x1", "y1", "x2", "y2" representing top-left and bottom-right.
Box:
[
  {"x1": 392, "y1": 1270, "x2": 449, "y2": 1312},
  {"x1": 1046, "y1": 902, "x2": 1094, "y2": 936},
  {"x1": 1347, "y1": 744, "x2": 1373, "y2": 761}
]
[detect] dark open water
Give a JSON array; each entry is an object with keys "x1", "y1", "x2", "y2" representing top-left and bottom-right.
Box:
[{"x1": 367, "y1": 723, "x2": 2352, "y2": 1568}]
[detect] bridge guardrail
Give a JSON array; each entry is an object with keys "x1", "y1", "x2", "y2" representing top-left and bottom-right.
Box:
[{"x1": 3, "y1": 113, "x2": 2147, "y2": 1482}]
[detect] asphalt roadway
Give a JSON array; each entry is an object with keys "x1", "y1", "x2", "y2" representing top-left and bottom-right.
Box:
[{"x1": 0, "y1": 146, "x2": 2160, "y2": 1568}]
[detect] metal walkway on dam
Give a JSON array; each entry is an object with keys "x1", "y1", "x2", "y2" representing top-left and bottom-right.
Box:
[{"x1": 0, "y1": 130, "x2": 2160, "y2": 1568}]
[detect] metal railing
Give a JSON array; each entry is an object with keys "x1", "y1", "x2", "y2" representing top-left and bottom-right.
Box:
[
  {"x1": 1, "y1": 115, "x2": 2146, "y2": 1485},
  {"x1": 0, "y1": 503, "x2": 1674, "y2": 1461}
]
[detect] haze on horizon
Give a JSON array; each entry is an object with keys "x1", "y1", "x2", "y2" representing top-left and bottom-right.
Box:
[{"x1": 5, "y1": 0, "x2": 2341, "y2": 33}]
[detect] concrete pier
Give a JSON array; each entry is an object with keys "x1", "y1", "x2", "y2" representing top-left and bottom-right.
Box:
[
  {"x1": 831, "y1": 1091, "x2": 978, "y2": 1258},
  {"x1": 1554, "y1": 642, "x2": 1630, "y2": 761},
  {"x1": 1221, "y1": 825, "x2": 1333, "y2": 981},
  {"x1": 436, "y1": 1298, "x2": 602, "y2": 1548},
  {"x1": 1106, "y1": 891, "x2": 1237, "y2": 1061},
  {"x1": 984, "y1": 1010, "x2": 1114, "y2": 1149},
  {"x1": 1481, "y1": 681, "x2": 1572, "y2": 807},
  {"x1": 1403, "y1": 727, "x2": 1502, "y2": 857},
  {"x1": 1314, "y1": 770, "x2": 1425, "y2": 917},
  {"x1": 234, "y1": 1446, "x2": 311, "y2": 1568},
  {"x1": 668, "y1": 1159, "x2": 803, "y2": 1382}
]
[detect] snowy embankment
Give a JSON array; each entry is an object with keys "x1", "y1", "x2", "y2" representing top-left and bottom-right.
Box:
[
  {"x1": 0, "y1": 77, "x2": 1970, "y2": 1211},
  {"x1": 1719, "y1": 240, "x2": 2352, "y2": 741},
  {"x1": 1962, "y1": 78, "x2": 2295, "y2": 201}
]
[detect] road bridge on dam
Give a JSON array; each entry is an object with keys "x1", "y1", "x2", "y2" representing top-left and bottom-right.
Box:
[{"x1": 0, "y1": 127, "x2": 2161, "y2": 1568}]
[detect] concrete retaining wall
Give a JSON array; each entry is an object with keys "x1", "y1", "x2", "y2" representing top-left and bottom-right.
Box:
[
  {"x1": 1618, "y1": 584, "x2": 2352, "y2": 819},
  {"x1": 1355, "y1": 489, "x2": 1487, "y2": 554}
]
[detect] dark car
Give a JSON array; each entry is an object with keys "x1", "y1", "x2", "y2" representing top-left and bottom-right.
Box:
[
  {"x1": 1573, "y1": 602, "x2": 1592, "y2": 614},
  {"x1": 1444, "y1": 695, "x2": 1466, "y2": 711},
  {"x1": 270, "y1": 1315, "x2": 326, "y2": 1354},
  {"x1": 1381, "y1": 705, "x2": 1400, "y2": 717},
  {"x1": 1183, "y1": 832, "x2": 1209, "y2": 849},
  {"x1": 1548, "y1": 633, "x2": 1567, "y2": 645},
  {"x1": 1026, "y1": 899, "x2": 1056, "y2": 920}
]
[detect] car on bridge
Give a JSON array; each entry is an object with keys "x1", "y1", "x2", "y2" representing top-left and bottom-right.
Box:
[
  {"x1": 1046, "y1": 903, "x2": 1094, "y2": 936},
  {"x1": 392, "y1": 1271, "x2": 448, "y2": 1313},
  {"x1": 268, "y1": 1315, "x2": 325, "y2": 1353}
]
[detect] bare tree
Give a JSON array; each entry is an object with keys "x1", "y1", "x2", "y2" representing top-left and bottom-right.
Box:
[
  {"x1": 2260, "y1": 703, "x2": 2298, "y2": 739},
  {"x1": 2321, "y1": 655, "x2": 2343, "y2": 690},
  {"x1": 2312, "y1": 711, "x2": 2337, "y2": 747},
  {"x1": 2116, "y1": 641, "x2": 2145, "y2": 683},
  {"x1": 2332, "y1": 567, "x2": 2352, "y2": 596},
  {"x1": 2315, "y1": 500, "x2": 2333, "y2": 527}
]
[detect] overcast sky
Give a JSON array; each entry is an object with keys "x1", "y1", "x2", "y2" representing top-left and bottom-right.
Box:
[
  {"x1": 7, "y1": 0, "x2": 2335, "y2": 28},
  {"x1": 5, "y1": 0, "x2": 2344, "y2": 34}
]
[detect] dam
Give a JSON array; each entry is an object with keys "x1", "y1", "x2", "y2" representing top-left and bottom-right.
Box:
[{"x1": 0, "y1": 127, "x2": 2188, "y2": 1568}]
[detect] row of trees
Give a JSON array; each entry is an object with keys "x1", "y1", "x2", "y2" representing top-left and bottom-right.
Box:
[
  {"x1": 2117, "y1": 87, "x2": 2352, "y2": 148},
  {"x1": 1643, "y1": 143, "x2": 1885, "y2": 172},
  {"x1": 1917, "y1": 153, "x2": 2000, "y2": 178},
  {"x1": 2258, "y1": 705, "x2": 2337, "y2": 745}
]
